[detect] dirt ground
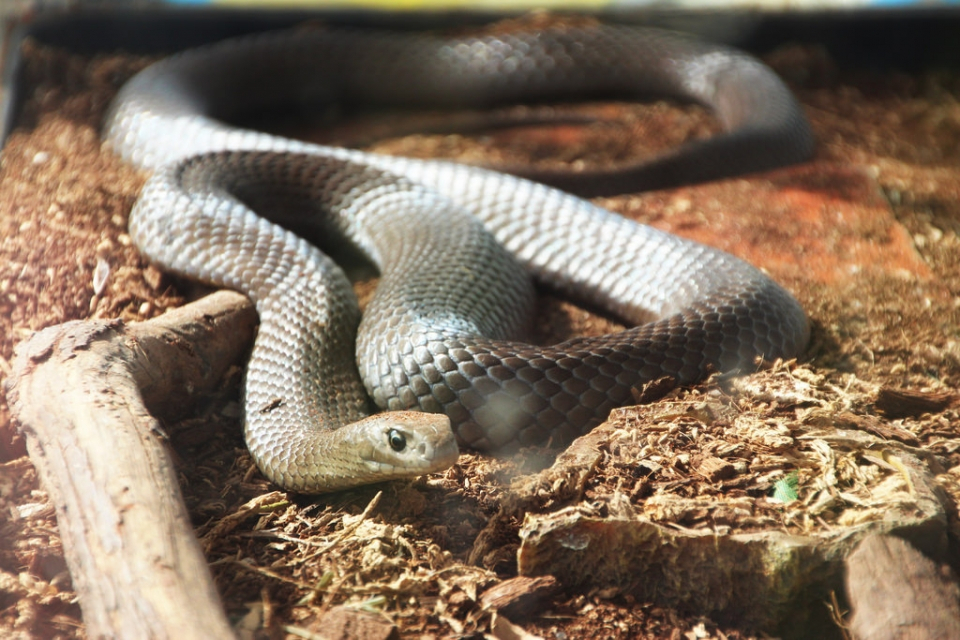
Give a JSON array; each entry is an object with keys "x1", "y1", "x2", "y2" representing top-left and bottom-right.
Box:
[{"x1": 1, "y1": 15, "x2": 959, "y2": 640}]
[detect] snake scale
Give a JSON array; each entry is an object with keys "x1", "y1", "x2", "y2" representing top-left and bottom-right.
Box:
[{"x1": 105, "y1": 21, "x2": 813, "y2": 493}]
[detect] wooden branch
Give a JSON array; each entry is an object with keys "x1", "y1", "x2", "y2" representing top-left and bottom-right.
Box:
[
  {"x1": 5, "y1": 291, "x2": 258, "y2": 640},
  {"x1": 846, "y1": 534, "x2": 960, "y2": 640}
]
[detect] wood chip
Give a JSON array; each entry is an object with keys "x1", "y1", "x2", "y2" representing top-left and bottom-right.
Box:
[
  {"x1": 480, "y1": 576, "x2": 560, "y2": 620},
  {"x1": 875, "y1": 387, "x2": 957, "y2": 419},
  {"x1": 696, "y1": 456, "x2": 736, "y2": 482},
  {"x1": 631, "y1": 376, "x2": 678, "y2": 405},
  {"x1": 311, "y1": 605, "x2": 399, "y2": 640},
  {"x1": 834, "y1": 411, "x2": 920, "y2": 446}
]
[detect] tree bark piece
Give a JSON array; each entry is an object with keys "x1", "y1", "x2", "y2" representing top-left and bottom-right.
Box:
[
  {"x1": 846, "y1": 533, "x2": 960, "y2": 640},
  {"x1": 312, "y1": 605, "x2": 400, "y2": 640},
  {"x1": 480, "y1": 575, "x2": 560, "y2": 620},
  {"x1": 5, "y1": 291, "x2": 258, "y2": 640}
]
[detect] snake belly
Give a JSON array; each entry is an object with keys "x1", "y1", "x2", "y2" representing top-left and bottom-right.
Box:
[{"x1": 105, "y1": 22, "x2": 813, "y2": 493}]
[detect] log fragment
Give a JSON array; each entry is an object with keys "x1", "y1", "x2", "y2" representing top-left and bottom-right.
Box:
[
  {"x1": 845, "y1": 534, "x2": 960, "y2": 640},
  {"x1": 5, "y1": 291, "x2": 258, "y2": 640},
  {"x1": 515, "y1": 412, "x2": 949, "y2": 635}
]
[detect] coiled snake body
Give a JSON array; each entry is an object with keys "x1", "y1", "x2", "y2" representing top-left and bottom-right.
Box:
[{"x1": 106, "y1": 22, "x2": 813, "y2": 493}]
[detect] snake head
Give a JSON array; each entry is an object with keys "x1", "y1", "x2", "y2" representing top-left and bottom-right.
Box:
[{"x1": 356, "y1": 411, "x2": 460, "y2": 480}]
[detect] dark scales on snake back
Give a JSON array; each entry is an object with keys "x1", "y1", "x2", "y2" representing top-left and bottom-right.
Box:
[{"x1": 104, "y1": 20, "x2": 813, "y2": 493}]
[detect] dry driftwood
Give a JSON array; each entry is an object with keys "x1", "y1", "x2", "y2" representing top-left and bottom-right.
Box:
[
  {"x1": 846, "y1": 533, "x2": 960, "y2": 640},
  {"x1": 5, "y1": 291, "x2": 258, "y2": 640}
]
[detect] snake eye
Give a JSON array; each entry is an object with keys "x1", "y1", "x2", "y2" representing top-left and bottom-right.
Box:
[{"x1": 387, "y1": 429, "x2": 407, "y2": 452}]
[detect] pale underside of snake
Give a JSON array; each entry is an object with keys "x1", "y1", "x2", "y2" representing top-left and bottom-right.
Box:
[{"x1": 104, "y1": 21, "x2": 814, "y2": 493}]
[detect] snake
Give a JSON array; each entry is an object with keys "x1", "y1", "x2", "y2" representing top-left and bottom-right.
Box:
[{"x1": 104, "y1": 20, "x2": 813, "y2": 493}]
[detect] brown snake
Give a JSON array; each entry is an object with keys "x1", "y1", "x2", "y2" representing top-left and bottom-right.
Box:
[{"x1": 105, "y1": 22, "x2": 813, "y2": 493}]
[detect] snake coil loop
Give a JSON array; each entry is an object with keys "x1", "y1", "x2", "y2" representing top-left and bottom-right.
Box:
[{"x1": 106, "y1": 23, "x2": 812, "y2": 493}]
